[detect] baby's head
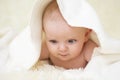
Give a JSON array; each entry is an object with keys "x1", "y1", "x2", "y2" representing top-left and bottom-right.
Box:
[{"x1": 42, "y1": 1, "x2": 91, "y2": 61}]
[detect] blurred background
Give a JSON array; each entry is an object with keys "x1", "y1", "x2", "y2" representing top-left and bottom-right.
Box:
[
  {"x1": 0, "y1": 0, "x2": 34, "y2": 30},
  {"x1": 88, "y1": 0, "x2": 120, "y2": 39},
  {"x1": 0, "y1": 0, "x2": 120, "y2": 39}
]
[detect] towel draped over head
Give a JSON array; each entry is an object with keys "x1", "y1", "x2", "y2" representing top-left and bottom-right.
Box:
[{"x1": 6, "y1": 0, "x2": 120, "y2": 71}]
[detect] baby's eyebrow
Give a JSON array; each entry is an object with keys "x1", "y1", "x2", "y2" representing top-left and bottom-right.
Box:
[
  {"x1": 66, "y1": 38, "x2": 74, "y2": 40},
  {"x1": 46, "y1": 37, "x2": 57, "y2": 40},
  {"x1": 49, "y1": 39, "x2": 57, "y2": 40}
]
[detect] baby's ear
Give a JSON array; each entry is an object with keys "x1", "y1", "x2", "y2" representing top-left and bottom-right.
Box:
[{"x1": 85, "y1": 29, "x2": 92, "y2": 42}]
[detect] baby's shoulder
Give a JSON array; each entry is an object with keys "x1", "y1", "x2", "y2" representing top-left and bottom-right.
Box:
[{"x1": 84, "y1": 40, "x2": 98, "y2": 61}]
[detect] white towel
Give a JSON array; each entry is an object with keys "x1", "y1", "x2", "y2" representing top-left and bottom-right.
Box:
[{"x1": 0, "y1": 1, "x2": 120, "y2": 80}]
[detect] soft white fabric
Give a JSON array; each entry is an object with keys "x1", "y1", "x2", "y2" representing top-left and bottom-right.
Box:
[
  {"x1": 57, "y1": 0, "x2": 120, "y2": 54},
  {"x1": 0, "y1": 60, "x2": 120, "y2": 80},
  {"x1": 0, "y1": 0, "x2": 120, "y2": 80}
]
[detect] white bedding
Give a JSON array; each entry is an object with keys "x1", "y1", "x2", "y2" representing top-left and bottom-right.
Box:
[{"x1": 0, "y1": 0, "x2": 120, "y2": 80}]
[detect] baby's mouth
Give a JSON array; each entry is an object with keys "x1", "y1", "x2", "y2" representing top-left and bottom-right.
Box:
[{"x1": 58, "y1": 53, "x2": 69, "y2": 56}]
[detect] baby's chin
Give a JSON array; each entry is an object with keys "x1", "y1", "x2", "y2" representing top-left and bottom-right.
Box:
[{"x1": 57, "y1": 55, "x2": 73, "y2": 61}]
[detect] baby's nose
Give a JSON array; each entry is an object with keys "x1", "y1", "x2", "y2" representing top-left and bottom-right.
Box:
[{"x1": 58, "y1": 43, "x2": 68, "y2": 52}]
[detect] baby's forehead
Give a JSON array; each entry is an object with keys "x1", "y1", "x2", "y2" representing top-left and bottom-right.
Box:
[
  {"x1": 44, "y1": 27, "x2": 88, "y2": 41},
  {"x1": 45, "y1": 25, "x2": 87, "y2": 35}
]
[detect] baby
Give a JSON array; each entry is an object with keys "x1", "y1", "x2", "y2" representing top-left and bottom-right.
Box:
[{"x1": 40, "y1": 1, "x2": 98, "y2": 69}]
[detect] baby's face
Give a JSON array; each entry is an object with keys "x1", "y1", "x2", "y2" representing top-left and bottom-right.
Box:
[{"x1": 43, "y1": 2, "x2": 89, "y2": 61}]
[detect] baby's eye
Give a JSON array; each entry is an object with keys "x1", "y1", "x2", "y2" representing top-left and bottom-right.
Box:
[
  {"x1": 68, "y1": 39, "x2": 77, "y2": 44},
  {"x1": 49, "y1": 40, "x2": 57, "y2": 44}
]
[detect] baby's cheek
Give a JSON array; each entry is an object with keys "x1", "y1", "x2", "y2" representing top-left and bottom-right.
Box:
[
  {"x1": 70, "y1": 45, "x2": 83, "y2": 53},
  {"x1": 47, "y1": 45, "x2": 57, "y2": 53}
]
